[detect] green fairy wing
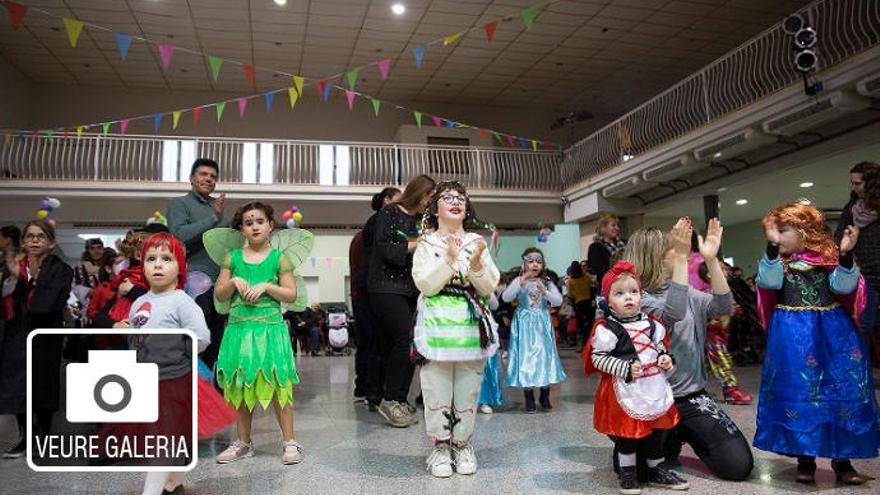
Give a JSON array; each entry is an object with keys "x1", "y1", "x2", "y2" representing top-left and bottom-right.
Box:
[
  {"x1": 281, "y1": 272, "x2": 309, "y2": 313},
  {"x1": 269, "y1": 228, "x2": 314, "y2": 271},
  {"x1": 202, "y1": 228, "x2": 245, "y2": 267}
]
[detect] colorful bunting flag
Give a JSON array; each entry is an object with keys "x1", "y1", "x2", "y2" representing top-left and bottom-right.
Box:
[
  {"x1": 113, "y1": 32, "x2": 132, "y2": 61},
  {"x1": 346, "y1": 68, "x2": 359, "y2": 90},
  {"x1": 193, "y1": 106, "x2": 202, "y2": 126},
  {"x1": 484, "y1": 20, "x2": 499, "y2": 43},
  {"x1": 153, "y1": 114, "x2": 162, "y2": 132},
  {"x1": 172, "y1": 111, "x2": 181, "y2": 129},
  {"x1": 432, "y1": 116, "x2": 442, "y2": 127},
  {"x1": 293, "y1": 76, "x2": 304, "y2": 96},
  {"x1": 325, "y1": 257, "x2": 333, "y2": 269},
  {"x1": 371, "y1": 98, "x2": 380, "y2": 116},
  {"x1": 479, "y1": 128, "x2": 488, "y2": 138},
  {"x1": 63, "y1": 18, "x2": 84, "y2": 48},
  {"x1": 265, "y1": 91, "x2": 276, "y2": 111},
  {"x1": 102, "y1": 122, "x2": 110, "y2": 135},
  {"x1": 443, "y1": 32, "x2": 463, "y2": 46},
  {"x1": 445, "y1": 120, "x2": 455, "y2": 128},
  {"x1": 414, "y1": 111, "x2": 423, "y2": 127},
  {"x1": 522, "y1": 6, "x2": 539, "y2": 31},
  {"x1": 345, "y1": 90, "x2": 356, "y2": 111},
  {"x1": 531, "y1": 139, "x2": 537, "y2": 151},
  {"x1": 4, "y1": 1, "x2": 27, "y2": 32},
  {"x1": 310, "y1": 256, "x2": 316, "y2": 268},
  {"x1": 119, "y1": 119, "x2": 129, "y2": 135},
  {"x1": 158, "y1": 44, "x2": 174, "y2": 72},
  {"x1": 215, "y1": 102, "x2": 226, "y2": 122},
  {"x1": 321, "y1": 80, "x2": 331, "y2": 102},
  {"x1": 492, "y1": 131, "x2": 502, "y2": 144},
  {"x1": 76, "y1": 126, "x2": 84, "y2": 138},
  {"x1": 4, "y1": 133, "x2": 11, "y2": 144},
  {"x1": 237, "y1": 97, "x2": 248, "y2": 118},
  {"x1": 378, "y1": 58, "x2": 391, "y2": 80},
  {"x1": 63, "y1": 127, "x2": 69, "y2": 139},
  {"x1": 412, "y1": 45, "x2": 426, "y2": 69},
  {"x1": 243, "y1": 64, "x2": 255, "y2": 88},
  {"x1": 506, "y1": 135, "x2": 515, "y2": 146},
  {"x1": 288, "y1": 87, "x2": 298, "y2": 109},
  {"x1": 46, "y1": 129, "x2": 54, "y2": 142},
  {"x1": 207, "y1": 55, "x2": 223, "y2": 81}
]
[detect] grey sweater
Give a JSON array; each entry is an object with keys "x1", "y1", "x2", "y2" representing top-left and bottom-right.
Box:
[
  {"x1": 128, "y1": 290, "x2": 210, "y2": 379},
  {"x1": 640, "y1": 282, "x2": 733, "y2": 397}
]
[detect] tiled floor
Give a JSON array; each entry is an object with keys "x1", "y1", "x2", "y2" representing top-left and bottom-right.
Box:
[{"x1": 1, "y1": 348, "x2": 878, "y2": 495}]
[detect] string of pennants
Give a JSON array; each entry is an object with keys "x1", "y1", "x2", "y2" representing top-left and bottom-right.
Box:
[
  {"x1": 1, "y1": 0, "x2": 566, "y2": 152},
  {"x1": 305, "y1": 256, "x2": 349, "y2": 270}
]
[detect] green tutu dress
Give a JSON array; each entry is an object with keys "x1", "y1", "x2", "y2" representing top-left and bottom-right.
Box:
[{"x1": 216, "y1": 248, "x2": 299, "y2": 411}]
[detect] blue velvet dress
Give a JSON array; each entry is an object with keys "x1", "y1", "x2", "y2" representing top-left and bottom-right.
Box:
[
  {"x1": 479, "y1": 353, "x2": 504, "y2": 406},
  {"x1": 754, "y1": 257, "x2": 880, "y2": 459},
  {"x1": 504, "y1": 278, "x2": 566, "y2": 388}
]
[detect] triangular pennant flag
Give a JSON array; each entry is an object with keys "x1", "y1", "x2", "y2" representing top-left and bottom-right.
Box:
[
  {"x1": 114, "y1": 32, "x2": 132, "y2": 61},
  {"x1": 522, "y1": 6, "x2": 539, "y2": 31},
  {"x1": 519, "y1": 137, "x2": 528, "y2": 148},
  {"x1": 492, "y1": 131, "x2": 502, "y2": 144},
  {"x1": 76, "y1": 126, "x2": 84, "y2": 138},
  {"x1": 478, "y1": 128, "x2": 488, "y2": 138},
  {"x1": 443, "y1": 32, "x2": 463, "y2": 46},
  {"x1": 265, "y1": 91, "x2": 276, "y2": 111},
  {"x1": 153, "y1": 114, "x2": 162, "y2": 132},
  {"x1": 243, "y1": 64, "x2": 255, "y2": 88},
  {"x1": 172, "y1": 111, "x2": 181, "y2": 129},
  {"x1": 345, "y1": 90, "x2": 356, "y2": 111},
  {"x1": 46, "y1": 129, "x2": 54, "y2": 142},
  {"x1": 215, "y1": 102, "x2": 226, "y2": 122},
  {"x1": 102, "y1": 122, "x2": 110, "y2": 135},
  {"x1": 506, "y1": 135, "x2": 515, "y2": 146},
  {"x1": 325, "y1": 257, "x2": 333, "y2": 269},
  {"x1": 63, "y1": 18, "x2": 84, "y2": 48},
  {"x1": 159, "y1": 44, "x2": 174, "y2": 72},
  {"x1": 5, "y1": 1, "x2": 27, "y2": 32},
  {"x1": 119, "y1": 119, "x2": 129, "y2": 135},
  {"x1": 293, "y1": 75, "x2": 304, "y2": 96},
  {"x1": 414, "y1": 111, "x2": 423, "y2": 127},
  {"x1": 412, "y1": 45, "x2": 426, "y2": 69},
  {"x1": 432, "y1": 115, "x2": 442, "y2": 127},
  {"x1": 484, "y1": 20, "x2": 499, "y2": 43},
  {"x1": 4, "y1": 133, "x2": 11, "y2": 144},
  {"x1": 321, "y1": 80, "x2": 331, "y2": 102},
  {"x1": 193, "y1": 106, "x2": 202, "y2": 126},
  {"x1": 531, "y1": 139, "x2": 537, "y2": 151},
  {"x1": 16, "y1": 132, "x2": 24, "y2": 142},
  {"x1": 287, "y1": 87, "x2": 298, "y2": 109},
  {"x1": 310, "y1": 256, "x2": 317, "y2": 268},
  {"x1": 237, "y1": 97, "x2": 248, "y2": 118},
  {"x1": 446, "y1": 120, "x2": 455, "y2": 128},
  {"x1": 378, "y1": 58, "x2": 391, "y2": 80},
  {"x1": 346, "y1": 68, "x2": 359, "y2": 90},
  {"x1": 63, "y1": 128, "x2": 69, "y2": 139},
  {"x1": 207, "y1": 55, "x2": 223, "y2": 81},
  {"x1": 371, "y1": 98, "x2": 380, "y2": 116}
]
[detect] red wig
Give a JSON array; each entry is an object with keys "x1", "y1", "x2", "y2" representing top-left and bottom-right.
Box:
[
  {"x1": 761, "y1": 202, "x2": 837, "y2": 264},
  {"x1": 140, "y1": 232, "x2": 188, "y2": 290}
]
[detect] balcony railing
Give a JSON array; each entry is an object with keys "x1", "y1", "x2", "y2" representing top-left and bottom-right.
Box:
[
  {"x1": 0, "y1": 133, "x2": 563, "y2": 191},
  {"x1": 561, "y1": 0, "x2": 880, "y2": 185}
]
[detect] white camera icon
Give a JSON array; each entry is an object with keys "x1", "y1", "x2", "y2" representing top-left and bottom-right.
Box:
[{"x1": 66, "y1": 350, "x2": 159, "y2": 423}]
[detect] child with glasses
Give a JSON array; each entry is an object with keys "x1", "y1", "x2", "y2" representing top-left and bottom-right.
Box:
[
  {"x1": 502, "y1": 247, "x2": 566, "y2": 413},
  {"x1": 412, "y1": 182, "x2": 500, "y2": 477}
]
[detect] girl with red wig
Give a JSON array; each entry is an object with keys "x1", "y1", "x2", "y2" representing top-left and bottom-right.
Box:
[{"x1": 754, "y1": 202, "x2": 878, "y2": 484}]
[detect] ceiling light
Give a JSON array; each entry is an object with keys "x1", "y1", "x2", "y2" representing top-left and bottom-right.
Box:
[
  {"x1": 713, "y1": 151, "x2": 722, "y2": 159},
  {"x1": 799, "y1": 198, "x2": 812, "y2": 205},
  {"x1": 274, "y1": 0, "x2": 287, "y2": 6},
  {"x1": 717, "y1": 187, "x2": 728, "y2": 192},
  {"x1": 799, "y1": 181, "x2": 814, "y2": 188},
  {"x1": 735, "y1": 199, "x2": 748, "y2": 205},
  {"x1": 391, "y1": 3, "x2": 406, "y2": 15}
]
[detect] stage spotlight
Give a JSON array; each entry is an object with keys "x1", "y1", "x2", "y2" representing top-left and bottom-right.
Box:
[
  {"x1": 794, "y1": 27, "x2": 817, "y2": 49},
  {"x1": 783, "y1": 14, "x2": 805, "y2": 35},
  {"x1": 794, "y1": 50, "x2": 817, "y2": 72}
]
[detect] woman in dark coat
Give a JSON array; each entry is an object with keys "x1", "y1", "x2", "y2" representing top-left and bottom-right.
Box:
[{"x1": 0, "y1": 220, "x2": 72, "y2": 458}]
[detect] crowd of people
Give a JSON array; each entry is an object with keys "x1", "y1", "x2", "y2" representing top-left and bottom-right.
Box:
[{"x1": 0, "y1": 158, "x2": 878, "y2": 494}]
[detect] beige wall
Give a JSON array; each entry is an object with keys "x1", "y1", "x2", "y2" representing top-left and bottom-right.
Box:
[
  {"x1": 14, "y1": 82, "x2": 566, "y2": 144},
  {"x1": 0, "y1": 58, "x2": 34, "y2": 129}
]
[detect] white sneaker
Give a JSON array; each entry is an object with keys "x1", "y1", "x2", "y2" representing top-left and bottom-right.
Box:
[
  {"x1": 426, "y1": 444, "x2": 453, "y2": 478},
  {"x1": 216, "y1": 440, "x2": 254, "y2": 464},
  {"x1": 478, "y1": 404, "x2": 494, "y2": 414},
  {"x1": 454, "y1": 443, "x2": 477, "y2": 475},
  {"x1": 281, "y1": 439, "x2": 304, "y2": 465}
]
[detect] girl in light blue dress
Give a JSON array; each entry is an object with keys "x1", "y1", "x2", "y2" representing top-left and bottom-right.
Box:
[{"x1": 503, "y1": 248, "x2": 566, "y2": 413}]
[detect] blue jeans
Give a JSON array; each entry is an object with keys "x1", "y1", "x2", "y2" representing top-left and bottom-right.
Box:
[{"x1": 310, "y1": 326, "x2": 321, "y2": 353}]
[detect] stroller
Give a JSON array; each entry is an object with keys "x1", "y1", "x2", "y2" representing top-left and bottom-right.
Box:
[{"x1": 326, "y1": 307, "x2": 352, "y2": 356}]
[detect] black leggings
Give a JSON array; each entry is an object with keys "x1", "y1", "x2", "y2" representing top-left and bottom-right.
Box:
[
  {"x1": 613, "y1": 430, "x2": 666, "y2": 459},
  {"x1": 352, "y1": 295, "x2": 379, "y2": 400},
  {"x1": 368, "y1": 293, "x2": 417, "y2": 403}
]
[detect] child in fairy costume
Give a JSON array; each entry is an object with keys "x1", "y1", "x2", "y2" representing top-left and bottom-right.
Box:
[
  {"x1": 203, "y1": 202, "x2": 313, "y2": 465},
  {"x1": 754, "y1": 202, "x2": 879, "y2": 484}
]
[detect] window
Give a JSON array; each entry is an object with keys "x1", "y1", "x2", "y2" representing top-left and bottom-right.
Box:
[
  {"x1": 318, "y1": 145, "x2": 350, "y2": 185},
  {"x1": 161, "y1": 139, "x2": 197, "y2": 182}
]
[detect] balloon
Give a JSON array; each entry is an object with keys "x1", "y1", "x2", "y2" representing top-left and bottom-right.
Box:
[
  {"x1": 47, "y1": 219, "x2": 56, "y2": 227},
  {"x1": 153, "y1": 211, "x2": 162, "y2": 218},
  {"x1": 286, "y1": 218, "x2": 295, "y2": 229},
  {"x1": 36, "y1": 210, "x2": 49, "y2": 219},
  {"x1": 291, "y1": 206, "x2": 299, "y2": 213},
  {"x1": 282, "y1": 210, "x2": 292, "y2": 221},
  {"x1": 292, "y1": 212, "x2": 303, "y2": 222},
  {"x1": 47, "y1": 197, "x2": 61, "y2": 209},
  {"x1": 40, "y1": 199, "x2": 49, "y2": 209}
]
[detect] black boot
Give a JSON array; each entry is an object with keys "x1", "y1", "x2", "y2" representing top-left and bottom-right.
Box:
[
  {"x1": 619, "y1": 466, "x2": 641, "y2": 494},
  {"x1": 796, "y1": 456, "x2": 816, "y2": 484},
  {"x1": 523, "y1": 389, "x2": 537, "y2": 413},
  {"x1": 539, "y1": 387, "x2": 552, "y2": 410}
]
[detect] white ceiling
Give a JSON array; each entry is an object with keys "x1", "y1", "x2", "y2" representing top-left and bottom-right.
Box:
[{"x1": 1, "y1": 0, "x2": 810, "y2": 120}]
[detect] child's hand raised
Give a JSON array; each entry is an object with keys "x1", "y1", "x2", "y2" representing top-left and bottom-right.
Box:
[
  {"x1": 698, "y1": 218, "x2": 724, "y2": 260},
  {"x1": 445, "y1": 235, "x2": 460, "y2": 263},
  {"x1": 764, "y1": 220, "x2": 781, "y2": 245},
  {"x1": 670, "y1": 217, "x2": 692, "y2": 257},
  {"x1": 839, "y1": 225, "x2": 860, "y2": 254},
  {"x1": 658, "y1": 354, "x2": 674, "y2": 371},
  {"x1": 630, "y1": 360, "x2": 643, "y2": 379},
  {"x1": 469, "y1": 239, "x2": 486, "y2": 271}
]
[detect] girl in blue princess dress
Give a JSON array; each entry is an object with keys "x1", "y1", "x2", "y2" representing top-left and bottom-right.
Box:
[
  {"x1": 503, "y1": 248, "x2": 566, "y2": 413},
  {"x1": 754, "y1": 202, "x2": 879, "y2": 485}
]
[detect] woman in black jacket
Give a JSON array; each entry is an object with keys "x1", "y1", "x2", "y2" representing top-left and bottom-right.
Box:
[
  {"x1": 0, "y1": 220, "x2": 73, "y2": 458},
  {"x1": 368, "y1": 174, "x2": 435, "y2": 428}
]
